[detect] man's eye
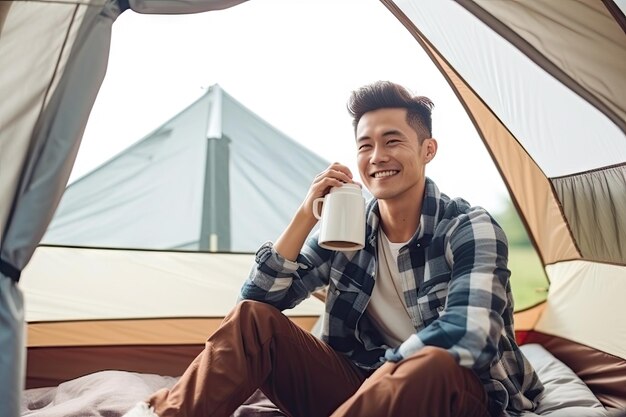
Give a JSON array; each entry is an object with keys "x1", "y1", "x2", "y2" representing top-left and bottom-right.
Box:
[{"x1": 358, "y1": 144, "x2": 372, "y2": 151}]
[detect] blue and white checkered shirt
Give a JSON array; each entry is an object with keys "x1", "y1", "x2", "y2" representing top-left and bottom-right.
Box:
[{"x1": 240, "y1": 178, "x2": 544, "y2": 416}]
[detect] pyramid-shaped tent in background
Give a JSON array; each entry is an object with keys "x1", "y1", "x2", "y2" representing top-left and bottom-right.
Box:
[{"x1": 43, "y1": 84, "x2": 329, "y2": 253}]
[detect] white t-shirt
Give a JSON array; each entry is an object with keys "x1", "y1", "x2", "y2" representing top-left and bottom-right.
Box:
[{"x1": 366, "y1": 229, "x2": 416, "y2": 348}]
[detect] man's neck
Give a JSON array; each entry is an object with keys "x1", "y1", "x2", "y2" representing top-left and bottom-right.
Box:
[{"x1": 378, "y1": 183, "x2": 425, "y2": 243}]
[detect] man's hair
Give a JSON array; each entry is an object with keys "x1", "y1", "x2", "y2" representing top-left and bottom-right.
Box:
[{"x1": 347, "y1": 81, "x2": 434, "y2": 142}]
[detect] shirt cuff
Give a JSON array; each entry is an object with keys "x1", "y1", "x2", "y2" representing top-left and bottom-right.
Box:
[
  {"x1": 255, "y1": 241, "x2": 301, "y2": 272},
  {"x1": 398, "y1": 334, "x2": 426, "y2": 359}
]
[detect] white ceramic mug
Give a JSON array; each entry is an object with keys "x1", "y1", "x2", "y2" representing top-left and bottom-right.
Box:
[{"x1": 312, "y1": 183, "x2": 365, "y2": 251}]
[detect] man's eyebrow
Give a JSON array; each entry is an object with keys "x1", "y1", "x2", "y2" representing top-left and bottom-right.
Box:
[
  {"x1": 357, "y1": 129, "x2": 404, "y2": 142},
  {"x1": 382, "y1": 129, "x2": 404, "y2": 137}
]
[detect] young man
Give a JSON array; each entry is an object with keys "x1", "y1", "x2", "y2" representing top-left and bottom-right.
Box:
[{"x1": 125, "y1": 81, "x2": 544, "y2": 417}]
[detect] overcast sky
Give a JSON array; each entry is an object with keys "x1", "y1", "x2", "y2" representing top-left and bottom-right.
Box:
[{"x1": 74, "y1": 0, "x2": 509, "y2": 213}]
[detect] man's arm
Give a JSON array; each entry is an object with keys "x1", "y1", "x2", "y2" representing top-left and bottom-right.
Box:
[
  {"x1": 273, "y1": 205, "x2": 318, "y2": 262},
  {"x1": 385, "y1": 209, "x2": 510, "y2": 372},
  {"x1": 239, "y1": 163, "x2": 357, "y2": 309}
]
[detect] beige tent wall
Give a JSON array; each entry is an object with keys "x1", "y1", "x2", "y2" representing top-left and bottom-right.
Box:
[
  {"x1": 537, "y1": 261, "x2": 626, "y2": 359},
  {"x1": 20, "y1": 246, "x2": 323, "y2": 323},
  {"x1": 22, "y1": 245, "x2": 323, "y2": 388}
]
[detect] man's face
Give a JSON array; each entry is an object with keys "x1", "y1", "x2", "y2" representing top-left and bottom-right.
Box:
[{"x1": 356, "y1": 108, "x2": 430, "y2": 202}]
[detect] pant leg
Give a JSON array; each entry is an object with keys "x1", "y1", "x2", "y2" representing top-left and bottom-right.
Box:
[
  {"x1": 149, "y1": 300, "x2": 366, "y2": 417},
  {"x1": 329, "y1": 346, "x2": 490, "y2": 417}
]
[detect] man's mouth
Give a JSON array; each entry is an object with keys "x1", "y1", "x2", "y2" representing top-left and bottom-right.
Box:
[{"x1": 372, "y1": 170, "x2": 399, "y2": 179}]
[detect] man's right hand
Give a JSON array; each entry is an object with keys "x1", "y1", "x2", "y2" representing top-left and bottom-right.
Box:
[
  {"x1": 300, "y1": 162, "x2": 357, "y2": 221},
  {"x1": 274, "y1": 163, "x2": 357, "y2": 262}
]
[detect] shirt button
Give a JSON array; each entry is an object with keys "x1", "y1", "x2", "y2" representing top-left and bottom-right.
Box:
[{"x1": 416, "y1": 243, "x2": 421, "y2": 248}]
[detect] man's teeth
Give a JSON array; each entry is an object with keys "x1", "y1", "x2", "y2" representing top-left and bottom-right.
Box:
[{"x1": 374, "y1": 170, "x2": 399, "y2": 178}]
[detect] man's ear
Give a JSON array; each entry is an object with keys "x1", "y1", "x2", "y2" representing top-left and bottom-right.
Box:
[{"x1": 423, "y1": 138, "x2": 438, "y2": 163}]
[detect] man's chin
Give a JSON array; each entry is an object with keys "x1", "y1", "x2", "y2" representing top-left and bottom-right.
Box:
[{"x1": 368, "y1": 188, "x2": 394, "y2": 200}]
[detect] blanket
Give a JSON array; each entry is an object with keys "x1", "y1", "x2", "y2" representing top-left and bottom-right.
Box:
[{"x1": 21, "y1": 371, "x2": 284, "y2": 417}]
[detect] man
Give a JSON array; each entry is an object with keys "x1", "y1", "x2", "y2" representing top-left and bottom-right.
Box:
[{"x1": 124, "y1": 81, "x2": 544, "y2": 417}]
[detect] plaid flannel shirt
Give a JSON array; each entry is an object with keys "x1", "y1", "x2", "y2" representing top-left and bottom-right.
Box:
[{"x1": 240, "y1": 178, "x2": 544, "y2": 416}]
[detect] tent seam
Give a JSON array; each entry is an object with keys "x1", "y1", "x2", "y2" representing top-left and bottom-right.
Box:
[{"x1": 550, "y1": 161, "x2": 626, "y2": 180}]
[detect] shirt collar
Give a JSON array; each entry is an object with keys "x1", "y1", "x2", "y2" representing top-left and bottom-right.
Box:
[{"x1": 366, "y1": 177, "x2": 442, "y2": 249}]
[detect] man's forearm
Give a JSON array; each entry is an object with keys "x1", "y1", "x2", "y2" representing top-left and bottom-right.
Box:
[{"x1": 274, "y1": 205, "x2": 318, "y2": 262}]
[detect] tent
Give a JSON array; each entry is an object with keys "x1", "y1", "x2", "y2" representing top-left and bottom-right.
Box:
[
  {"x1": 41, "y1": 84, "x2": 330, "y2": 253},
  {"x1": 23, "y1": 82, "x2": 330, "y2": 388},
  {"x1": 1, "y1": 1, "x2": 625, "y2": 416}
]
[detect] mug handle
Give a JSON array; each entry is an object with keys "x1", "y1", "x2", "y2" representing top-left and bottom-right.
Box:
[{"x1": 312, "y1": 197, "x2": 325, "y2": 220}]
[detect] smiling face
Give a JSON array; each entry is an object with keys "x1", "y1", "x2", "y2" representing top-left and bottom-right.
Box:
[{"x1": 356, "y1": 108, "x2": 435, "y2": 203}]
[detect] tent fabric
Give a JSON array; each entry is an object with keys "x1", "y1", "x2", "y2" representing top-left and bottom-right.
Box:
[
  {"x1": 21, "y1": 244, "x2": 323, "y2": 388},
  {"x1": 42, "y1": 85, "x2": 330, "y2": 252},
  {"x1": 381, "y1": 1, "x2": 582, "y2": 266},
  {"x1": 539, "y1": 261, "x2": 626, "y2": 359},
  {"x1": 520, "y1": 331, "x2": 626, "y2": 410},
  {"x1": 27, "y1": 317, "x2": 320, "y2": 347},
  {"x1": 20, "y1": 244, "x2": 322, "y2": 389},
  {"x1": 461, "y1": 0, "x2": 626, "y2": 136},
  {"x1": 125, "y1": 0, "x2": 247, "y2": 14},
  {"x1": 42, "y1": 94, "x2": 212, "y2": 250},
  {"x1": 387, "y1": 1, "x2": 626, "y2": 179},
  {"x1": 617, "y1": 0, "x2": 626, "y2": 17},
  {"x1": 383, "y1": 0, "x2": 626, "y2": 408},
  {"x1": 3, "y1": 0, "x2": 626, "y2": 413},
  {"x1": 0, "y1": 1, "x2": 247, "y2": 416},
  {"x1": 551, "y1": 165, "x2": 626, "y2": 263},
  {"x1": 1, "y1": 0, "x2": 114, "y2": 279},
  {"x1": 21, "y1": 245, "x2": 322, "y2": 323},
  {"x1": 380, "y1": 0, "x2": 625, "y2": 265},
  {"x1": 510, "y1": 303, "x2": 545, "y2": 332},
  {"x1": 0, "y1": 277, "x2": 24, "y2": 417},
  {"x1": 26, "y1": 345, "x2": 200, "y2": 390},
  {"x1": 1, "y1": 2, "x2": 121, "y2": 416}
]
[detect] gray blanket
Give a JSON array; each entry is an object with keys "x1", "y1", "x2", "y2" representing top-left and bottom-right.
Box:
[{"x1": 21, "y1": 371, "x2": 284, "y2": 417}]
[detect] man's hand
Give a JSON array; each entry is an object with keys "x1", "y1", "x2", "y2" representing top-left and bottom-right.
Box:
[
  {"x1": 274, "y1": 163, "x2": 357, "y2": 262},
  {"x1": 300, "y1": 162, "x2": 357, "y2": 221},
  {"x1": 383, "y1": 347, "x2": 403, "y2": 362}
]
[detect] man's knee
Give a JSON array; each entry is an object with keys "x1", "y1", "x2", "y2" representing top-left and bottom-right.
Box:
[
  {"x1": 417, "y1": 346, "x2": 456, "y2": 368},
  {"x1": 232, "y1": 300, "x2": 285, "y2": 328},
  {"x1": 236, "y1": 299, "x2": 278, "y2": 313},
  {"x1": 402, "y1": 346, "x2": 459, "y2": 382}
]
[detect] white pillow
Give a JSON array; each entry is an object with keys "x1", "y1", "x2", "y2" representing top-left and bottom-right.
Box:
[{"x1": 517, "y1": 343, "x2": 607, "y2": 417}]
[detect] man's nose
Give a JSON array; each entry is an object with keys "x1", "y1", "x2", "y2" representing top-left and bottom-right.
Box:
[{"x1": 370, "y1": 145, "x2": 389, "y2": 164}]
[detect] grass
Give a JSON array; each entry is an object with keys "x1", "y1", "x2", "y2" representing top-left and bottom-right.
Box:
[{"x1": 508, "y1": 245, "x2": 549, "y2": 311}]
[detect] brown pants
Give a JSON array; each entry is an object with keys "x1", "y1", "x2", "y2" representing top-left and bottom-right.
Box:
[{"x1": 150, "y1": 300, "x2": 489, "y2": 417}]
